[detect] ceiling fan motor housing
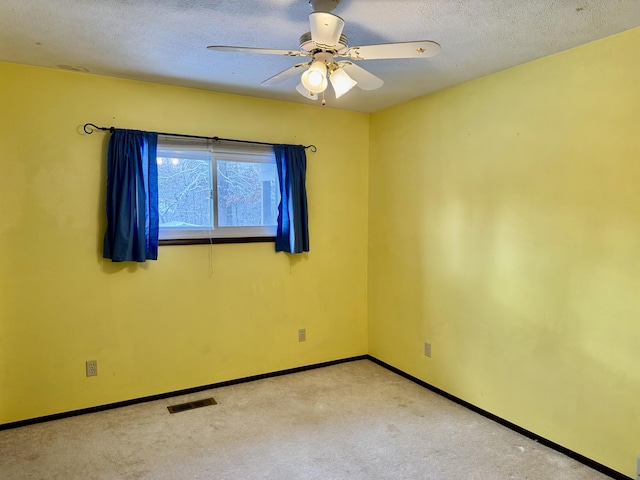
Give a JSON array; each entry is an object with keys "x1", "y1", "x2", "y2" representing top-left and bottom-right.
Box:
[{"x1": 299, "y1": 32, "x2": 348, "y2": 54}]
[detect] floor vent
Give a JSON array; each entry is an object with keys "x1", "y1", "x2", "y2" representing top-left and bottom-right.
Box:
[{"x1": 167, "y1": 397, "x2": 216, "y2": 414}]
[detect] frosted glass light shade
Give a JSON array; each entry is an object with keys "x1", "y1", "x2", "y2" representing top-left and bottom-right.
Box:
[
  {"x1": 301, "y1": 61, "x2": 328, "y2": 94},
  {"x1": 296, "y1": 83, "x2": 318, "y2": 100},
  {"x1": 329, "y1": 67, "x2": 357, "y2": 98}
]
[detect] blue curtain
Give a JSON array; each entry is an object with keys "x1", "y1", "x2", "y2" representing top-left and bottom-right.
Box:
[
  {"x1": 103, "y1": 129, "x2": 159, "y2": 262},
  {"x1": 274, "y1": 145, "x2": 309, "y2": 254}
]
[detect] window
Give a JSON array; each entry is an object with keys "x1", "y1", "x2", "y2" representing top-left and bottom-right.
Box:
[{"x1": 156, "y1": 135, "x2": 279, "y2": 242}]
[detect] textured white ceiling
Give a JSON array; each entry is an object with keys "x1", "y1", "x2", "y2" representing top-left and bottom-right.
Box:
[{"x1": 1, "y1": 0, "x2": 638, "y2": 113}]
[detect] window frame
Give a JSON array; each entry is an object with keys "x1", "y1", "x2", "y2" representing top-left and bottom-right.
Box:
[{"x1": 156, "y1": 136, "x2": 279, "y2": 245}]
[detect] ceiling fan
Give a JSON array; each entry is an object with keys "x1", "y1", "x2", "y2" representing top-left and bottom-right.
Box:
[{"x1": 207, "y1": 0, "x2": 441, "y2": 105}]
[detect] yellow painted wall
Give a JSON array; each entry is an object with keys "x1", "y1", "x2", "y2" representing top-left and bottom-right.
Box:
[
  {"x1": 0, "y1": 62, "x2": 369, "y2": 424},
  {"x1": 369, "y1": 27, "x2": 640, "y2": 477}
]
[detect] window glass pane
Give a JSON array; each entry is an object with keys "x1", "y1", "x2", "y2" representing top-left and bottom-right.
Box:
[
  {"x1": 157, "y1": 155, "x2": 213, "y2": 230},
  {"x1": 217, "y1": 160, "x2": 278, "y2": 227}
]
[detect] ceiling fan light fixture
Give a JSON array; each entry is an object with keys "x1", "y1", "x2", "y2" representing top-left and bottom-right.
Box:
[
  {"x1": 330, "y1": 67, "x2": 357, "y2": 98},
  {"x1": 301, "y1": 60, "x2": 328, "y2": 93}
]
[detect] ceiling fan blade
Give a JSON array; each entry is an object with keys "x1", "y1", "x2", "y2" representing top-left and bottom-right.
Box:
[
  {"x1": 309, "y1": 12, "x2": 345, "y2": 48},
  {"x1": 344, "y1": 40, "x2": 441, "y2": 60},
  {"x1": 340, "y1": 62, "x2": 384, "y2": 91},
  {"x1": 261, "y1": 63, "x2": 310, "y2": 86},
  {"x1": 207, "y1": 45, "x2": 303, "y2": 57}
]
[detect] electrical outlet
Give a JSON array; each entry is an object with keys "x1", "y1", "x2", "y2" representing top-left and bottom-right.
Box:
[
  {"x1": 298, "y1": 328, "x2": 306, "y2": 342},
  {"x1": 424, "y1": 342, "x2": 432, "y2": 357},
  {"x1": 86, "y1": 360, "x2": 98, "y2": 377}
]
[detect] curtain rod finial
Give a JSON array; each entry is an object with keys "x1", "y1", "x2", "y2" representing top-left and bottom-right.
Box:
[{"x1": 83, "y1": 123, "x2": 113, "y2": 134}]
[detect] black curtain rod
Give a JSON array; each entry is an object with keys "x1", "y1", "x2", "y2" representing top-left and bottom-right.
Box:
[{"x1": 83, "y1": 123, "x2": 317, "y2": 153}]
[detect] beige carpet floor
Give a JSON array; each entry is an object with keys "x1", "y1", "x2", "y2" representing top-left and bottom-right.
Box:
[{"x1": 0, "y1": 360, "x2": 614, "y2": 479}]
